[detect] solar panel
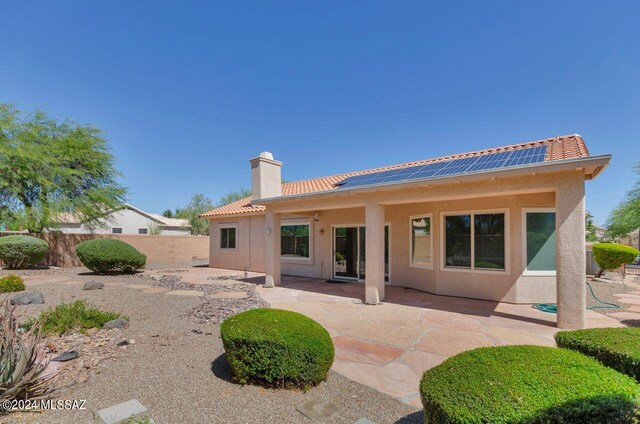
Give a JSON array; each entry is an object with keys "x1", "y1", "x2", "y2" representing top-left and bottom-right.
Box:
[{"x1": 335, "y1": 145, "x2": 547, "y2": 189}]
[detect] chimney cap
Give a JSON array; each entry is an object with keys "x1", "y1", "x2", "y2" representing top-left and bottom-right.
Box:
[{"x1": 250, "y1": 151, "x2": 282, "y2": 166}]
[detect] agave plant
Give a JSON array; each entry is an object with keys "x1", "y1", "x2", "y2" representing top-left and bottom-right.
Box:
[{"x1": 0, "y1": 298, "x2": 52, "y2": 404}]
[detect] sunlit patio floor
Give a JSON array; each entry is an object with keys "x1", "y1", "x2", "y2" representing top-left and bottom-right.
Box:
[{"x1": 257, "y1": 275, "x2": 622, "y2": 407}]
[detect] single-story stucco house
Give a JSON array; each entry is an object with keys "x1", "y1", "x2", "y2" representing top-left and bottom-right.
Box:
[
  {"x1": 56, "y1": 203, "x2": 191, "y2": 236},
  {"x1": 201, "y1": 135, "x2": 610, "y2": 329}
]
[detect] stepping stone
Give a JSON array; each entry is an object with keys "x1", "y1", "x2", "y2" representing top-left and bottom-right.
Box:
[
  {"x1": 296, "y1": 398, "x2": 338, "y2": 423},
  {"x1": 354, "y1": 419, "x2": 376, "y2": 424},
  {"x1": 166, "y1": 290, "x2": 204, "y2": 297},
  {"x1": 211, "y1": 291, "x2": 248, "y2": 299},
  {"x1": 97, "y1": 399, "x2": 149, "y2": 424},
  {"x1": 123, "y1": 284, "x2": 151, "y2": 289},
  {"x1": 143, "y1": 287, "x2": 170, "y2": 294}
]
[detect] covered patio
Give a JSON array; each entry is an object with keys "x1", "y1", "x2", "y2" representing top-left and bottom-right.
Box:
[
  {"x1": 259, "y1": 169, "x2": 602, "y2": 329},
  {"x1": 257, "y1": 275, "x2": 622, "y2": 407}
]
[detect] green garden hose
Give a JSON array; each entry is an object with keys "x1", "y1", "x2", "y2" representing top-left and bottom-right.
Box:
[{"x1": 532, "y1": 281, "x2": 620, "y2": 314}]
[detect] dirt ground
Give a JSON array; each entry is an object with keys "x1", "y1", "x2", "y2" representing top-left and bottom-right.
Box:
[{"x1": 0, "y1": 267, "x2": 421, "y2": 424}]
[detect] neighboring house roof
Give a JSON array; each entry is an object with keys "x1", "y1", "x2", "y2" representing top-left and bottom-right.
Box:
[
  {"x1": 56, "y1": 204, "x2": 190, "y2": 228},
  {"x1": 201, "y1": 134, "x2": 593, "y2": 218},
  {"x1": 148, "y1": 213, "x2": 191, "y2": 228}
]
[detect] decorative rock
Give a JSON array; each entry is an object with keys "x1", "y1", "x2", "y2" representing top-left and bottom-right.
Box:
[
  {"x1": 10, "y1": 291, "x2": 44, "y2": 305},
  {"x1": 103, "y1": 318, "x2": 129, "y2": 329},
  {"x1": 86, "y1": 327, "x2": 99, "y2": 336},
  {"x1": 83, "y1": 280, "x2": 105, "y2": 290},
  {"x1": 52, "y1": 351, "x2": 79, "y2": 362}
]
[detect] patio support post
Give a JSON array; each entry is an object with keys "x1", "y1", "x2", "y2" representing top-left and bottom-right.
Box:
[
  {"x1": 365, "y1": 201, "x2": 385, "y2": 304},
  {"x1": 555, "y1": 172, "x2": 586, "y2": 329},
  {"x1": 265, "y1": 209, "x2": 281, "y2": 288}
]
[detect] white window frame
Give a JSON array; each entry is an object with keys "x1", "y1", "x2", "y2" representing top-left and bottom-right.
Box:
[
  {"x1": 409, "y1": 214, "x2": 433, "y2": 269},
  {"x1": 281, "y1": 218, "x2": 313, "y2": 264},
  {"x1": 522, "y1": 207, "x2": 556, "y2": 276},
  {"x1": 440, "y1": 208, "x2": 510, "y2": 275},
  {"x1": 219, "y1": 222, "x2": 238, "y2": 251}
]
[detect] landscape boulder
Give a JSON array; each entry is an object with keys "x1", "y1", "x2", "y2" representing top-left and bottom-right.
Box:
[{"x1": 10, "y1": 291, "x2": 44, "y2": 305}]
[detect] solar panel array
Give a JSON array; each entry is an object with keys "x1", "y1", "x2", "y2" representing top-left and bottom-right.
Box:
[{"x1": 334, "y1": 145, "x2": 547, "y2": 189}]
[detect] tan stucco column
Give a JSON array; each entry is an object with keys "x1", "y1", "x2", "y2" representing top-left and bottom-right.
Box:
[
  {"x1": 365, "y1": 201, "x2": 385, "y2": 304},
  {"x1": 264, "y1": 209, "x2": 281, "y2": 288},
  {"x1": 555, "y1": 171, "x2": 586, "y2": 329}
]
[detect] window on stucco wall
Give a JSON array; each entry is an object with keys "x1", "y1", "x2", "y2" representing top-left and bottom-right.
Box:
[
  {"x1": 524, "y1": 211, "x2": 556, "y2": 275},
  {"x1": 220, "y1": 227, "x2": 236, "y2": 249},
  {"x1": 281, "y1": 224, "x2": 310, "y2": 259},
  {"x1": 410, "y1": 215, "x2": 432, "y2": 268},
  {"x1": 444, "y1": 212, "x2": 506, "y2": 271}
]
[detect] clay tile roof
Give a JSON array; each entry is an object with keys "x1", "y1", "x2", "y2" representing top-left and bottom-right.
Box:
[{"x1": 201, "y1": 134, "x2": 589, "y2": 218}]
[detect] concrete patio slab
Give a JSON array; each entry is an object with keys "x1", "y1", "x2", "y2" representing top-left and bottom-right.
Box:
[{"x1": 257, "y1": 275, "x2": 623, "y2": 405}]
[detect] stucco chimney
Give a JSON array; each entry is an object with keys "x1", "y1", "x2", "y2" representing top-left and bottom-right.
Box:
[{"x1": 250, "y1": 152, "x2": 282, "y2": 200}]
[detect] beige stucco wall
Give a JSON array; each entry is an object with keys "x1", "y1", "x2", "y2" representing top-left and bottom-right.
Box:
[
  {"x1": 209, "y1": 215, "x2": 266, "y2": 272},
  {"x1": 0, "y1": 233, "x2": 209, "y2": 267},
  {"x1": 208, "y1": 192, "x2": 559, "y2": 304}
]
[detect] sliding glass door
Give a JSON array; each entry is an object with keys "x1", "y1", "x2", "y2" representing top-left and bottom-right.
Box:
[{"x1": 333, "y1": 226, "x2": 389, "y2": 282}]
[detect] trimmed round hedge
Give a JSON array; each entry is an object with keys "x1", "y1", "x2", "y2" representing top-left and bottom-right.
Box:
[
  {"x1": 556, "y1": 327, "x2": 640, "y2": 382},
  {"x1": 0, "y1": 274, "x2": 26, "y2": 293},
  {"x1": 0, "y1": 235, "x2": 48, "y2": 269},
  {"x1": 220, "y1": 308, "x2": 334, "y2": 389},
  {"x1": 592, "y1": 242, "x2": 639, "y2": 276},
  {"x1": 420, "y1": 345, "x2": 640, "y2": 424},
  {"x1": 75, "y1": 239, "x2": 146, "y2": 274}
]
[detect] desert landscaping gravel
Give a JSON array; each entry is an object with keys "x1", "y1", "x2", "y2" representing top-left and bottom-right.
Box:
[{"x1": 0, "y1": 268, "x2": 422, "y2": 424}]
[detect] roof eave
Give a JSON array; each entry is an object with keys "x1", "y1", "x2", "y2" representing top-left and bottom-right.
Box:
[
  {"x1": 200, "y1": 210, "x2": 266, "y2": 220},
  {"x1": 253, "y1": 154, "x2": 612, "y2": 205}
]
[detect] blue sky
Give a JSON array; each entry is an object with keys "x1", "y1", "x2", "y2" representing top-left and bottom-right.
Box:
[{"x1": 1, "y1": 1, "x2": 638, "y2": 224}]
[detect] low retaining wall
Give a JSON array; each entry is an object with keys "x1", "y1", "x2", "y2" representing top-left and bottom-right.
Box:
[{"x1": 0, "y1": 233, "x2": 209, "y2": 267}]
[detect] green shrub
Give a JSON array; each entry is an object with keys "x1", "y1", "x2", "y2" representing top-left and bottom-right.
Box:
[
  {"x1": 24, "y1": 300, "x2": 123, "y2": 335},
  {"x1": 220, "y1": 308, "x2": 334, "y2": 389},
  {"x1": 592, "y1": 242, "x2": 639, "y2": 277},
  {"x1": 556, "y1": 327, "x2": 640, "y2": 382},
  {"x1": 0, "y1": 236, "x2": 48, "y2": 269},
  {"x1": 420, "y1": 345, "x2": 640, "y2": 424},
  {"x1": 0, "y1": 275, "x2": 25, "y2": 293},
  {"x1": 75, "y1": 239, "x2": 146, "y2": 274}
]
